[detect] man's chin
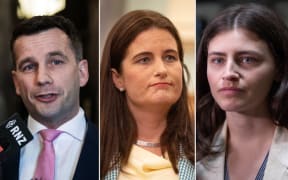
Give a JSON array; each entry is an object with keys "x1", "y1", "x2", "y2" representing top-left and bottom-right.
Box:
[{"x1": 32, "y1": 107, "x2": 61, "y2": 120}]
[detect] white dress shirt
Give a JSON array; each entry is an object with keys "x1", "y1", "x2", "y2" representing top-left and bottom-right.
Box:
[{"x1": 19, "y1": 108, "x2": 87, "y2": 180}]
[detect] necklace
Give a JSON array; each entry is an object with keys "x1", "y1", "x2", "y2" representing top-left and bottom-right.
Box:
[{"x1": 136, "y1": 140, "x2": 161, "y2": 148}]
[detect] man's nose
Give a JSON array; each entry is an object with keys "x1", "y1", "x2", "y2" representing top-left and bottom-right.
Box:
[{"x1": 36, "y1": 66, "x2": 53, "y2": 86}]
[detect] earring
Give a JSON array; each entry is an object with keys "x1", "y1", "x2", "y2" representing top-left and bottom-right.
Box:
[{"x1": 119, "y1": 88, "x2": 125, "y2": 92}]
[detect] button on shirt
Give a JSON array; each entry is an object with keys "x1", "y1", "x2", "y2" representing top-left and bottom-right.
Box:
[{"x1": 19, "y1": 108, "x2": 87, "y2": 180}]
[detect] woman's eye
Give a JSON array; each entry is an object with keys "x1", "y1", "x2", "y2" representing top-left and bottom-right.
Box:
[
  {"x1": 239, "y1": 57, "x2": 257, "y2": 64},
  {"x1": 210, "y1": 57, "x2": 224, "y2": 64},
  {"x1": 164, "y1": 55, "x2": 177, "y2": 62},
  {"x1": 137, "y1": 57, "x2": 150, "y2": 64}
]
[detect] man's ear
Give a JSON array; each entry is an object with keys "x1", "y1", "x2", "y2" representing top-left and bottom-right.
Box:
[
  {"x1": 12, "y1": 70, "x2": 21, "y2": 95},
  {"x1": 111, "y1": 68, "x2": 125, "y2": 91},
  {"x1": 78, "y1": 60, "x2": 89, "y2": 87}
]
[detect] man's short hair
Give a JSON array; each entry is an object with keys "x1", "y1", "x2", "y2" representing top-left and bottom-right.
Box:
[{"x1": 11, "y1": 15, "x2": 83, "y2": 67}]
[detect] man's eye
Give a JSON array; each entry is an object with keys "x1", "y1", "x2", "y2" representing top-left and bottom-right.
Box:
[
  {"x1": 51, "y1": 59, "x2": 64, "y2": 65},
  {"x1": 21, "y1": 64, "x2": 36, "y2": 72}
]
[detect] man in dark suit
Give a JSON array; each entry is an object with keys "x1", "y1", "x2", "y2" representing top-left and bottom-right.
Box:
[{"x1": 2, "y1": 15, "x2": 98, "y2": 180}]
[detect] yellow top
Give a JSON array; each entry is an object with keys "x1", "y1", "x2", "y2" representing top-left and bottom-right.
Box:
[{"x1": 119, "y1": 145, "x2": 178, "y2": 180}]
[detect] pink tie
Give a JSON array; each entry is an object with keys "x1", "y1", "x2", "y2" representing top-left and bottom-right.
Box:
[{"x1": 33, "y1": 129, "x2": 62, "y2": 180}]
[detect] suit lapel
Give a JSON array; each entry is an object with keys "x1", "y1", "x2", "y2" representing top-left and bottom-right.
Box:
[
  {"x1": 264, "y1": 127, "x2": 288, "y2": 179},
  {"x1": 73, "y1": 120, "x2": 99, "y2": 180},
  {"x1": 2, "y1": 147, "x2": 20, "y2": 180},
  {"x1": 197, "y1": 122, "x2": 227, "y2": 180},
  {"x1": 197, "y1": 124, "x2": 288, "y2": 180}
]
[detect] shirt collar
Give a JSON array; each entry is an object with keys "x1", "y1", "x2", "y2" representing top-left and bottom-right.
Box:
[{"x1": 27, "y1": 108, "x2": 87, "y2": 141}]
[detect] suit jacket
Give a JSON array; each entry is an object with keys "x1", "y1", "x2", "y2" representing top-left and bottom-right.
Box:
[
  {"x1": 104, "y1": 149, "x2": 195, "y2": 180},
  {"x1": 197, "y1": 122, "x2": 288, "y2": 180},
  {"x1": 2, "y1": 119, "x2": 99, "y2": 180}
]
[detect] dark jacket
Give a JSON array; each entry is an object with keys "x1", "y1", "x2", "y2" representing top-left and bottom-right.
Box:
[{"x1": 2, "y1": 119, "x2": 99, "y2": 180}]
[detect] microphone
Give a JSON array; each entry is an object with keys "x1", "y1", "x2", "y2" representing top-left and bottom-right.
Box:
[{"x1": 0, "y1": 113, "x2": 33, "y2": 162}]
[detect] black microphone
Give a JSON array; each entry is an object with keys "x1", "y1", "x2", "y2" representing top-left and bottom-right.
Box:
[{"x1": 0, "y1": 113, "x2": 33, "y2": 162}]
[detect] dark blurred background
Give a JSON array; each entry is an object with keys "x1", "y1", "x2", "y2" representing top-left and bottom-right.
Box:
[
  {"x1": 0, "y1": 0, "x2": 99, "y2": 125},
  {"x1": 196, "y1": 0, "x2": 288, "y2": 47}
]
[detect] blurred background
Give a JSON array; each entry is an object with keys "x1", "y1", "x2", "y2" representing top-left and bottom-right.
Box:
[
  {"x1": 0, "y1": 0, "x2": 98, "y2": 124},
  {"x1": 196, "y1": 0, "x2": 288, "y2": 47},
  {"x1": 100, "y1": 0, "x2": 196, "y2": 94}
]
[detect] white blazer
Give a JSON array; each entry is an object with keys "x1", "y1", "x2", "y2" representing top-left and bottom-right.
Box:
[{"x1": 197, "y1": 121, "x2": 288, "y2": 180}]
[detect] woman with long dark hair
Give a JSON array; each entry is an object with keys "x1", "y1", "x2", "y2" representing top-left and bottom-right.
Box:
[
  {"x1": 197, "y1": 3, "x2": 288, "y2": 180},
  {"x1": 101, "y1": 10, "x2": 194, "y2": 179}
]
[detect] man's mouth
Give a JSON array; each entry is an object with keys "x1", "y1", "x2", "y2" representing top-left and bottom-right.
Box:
[{"x1": 35, "y1": 93, "x2": 58, "y2": 103}]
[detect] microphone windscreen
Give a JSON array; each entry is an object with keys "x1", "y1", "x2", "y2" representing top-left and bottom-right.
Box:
[{"x1": 0, "y1": 113, "x2": 33, "y2": 148}]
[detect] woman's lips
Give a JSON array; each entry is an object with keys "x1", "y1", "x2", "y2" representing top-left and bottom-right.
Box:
[
  {"x1": 149, "y1": 82, "x2": 172, "y2": 88},
  {"x1": 218, "y1": 87, "x2": 244, "y2": 96}
]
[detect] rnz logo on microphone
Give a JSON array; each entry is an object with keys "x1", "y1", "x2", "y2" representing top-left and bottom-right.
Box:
[{"x1": 5, "y1": 119, "x2": 27, "y2": 146}]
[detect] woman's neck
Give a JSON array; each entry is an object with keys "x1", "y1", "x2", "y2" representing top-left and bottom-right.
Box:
[
  {"x1": 225, "y1": 108, "x2": 276, "y2": 180},
  {"x1": 129, "y1": 104, "x2": 168, "y2": 156},
  {"x1": 226, "y1": 111, "x2": 276, "y2": 147},
  {"x1": 128, "y1": 101, "x2": 169, "y2": 142},
  {"x1": 134, "y1": 110, "x2": 167, "y2": 142}
]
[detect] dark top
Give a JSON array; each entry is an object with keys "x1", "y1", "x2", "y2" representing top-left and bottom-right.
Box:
[{"x1": 224, "y1": 152, "x2": 269, "y2": 180}]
